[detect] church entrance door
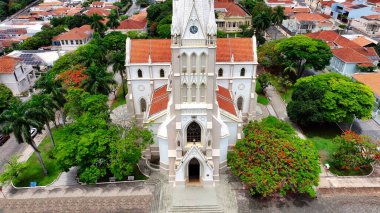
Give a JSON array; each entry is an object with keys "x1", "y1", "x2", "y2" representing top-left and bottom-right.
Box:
[{"x1": 188, "y1": 158, "x2": 200, "y2": 182}]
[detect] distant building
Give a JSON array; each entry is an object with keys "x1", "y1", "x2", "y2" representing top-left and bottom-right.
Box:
[
  {"x1": 331, "y1": 2, "x2": 379, "y2": 22},
  {"x1": 265, "y1": 0, "x2": 296, "y2": 7},
  {"x1": 84, "y1": 8, "x2": 111, "y2": 16},
  {"x1": 0, "y1": 56, "x2": 36, "y2": 96},
  {"x1": 283, "y1": 6, "x2": 311, "y2": 17},
  {"x1": 307, "y1": 30, "x2": 380, "y2": 76},
  {"x1": 52, "y1": 25, "x2": 94, "y2": 51},
  {"x1": 282, "y1": 13, "x2": 335, "y2": 34},
  {"x1": 351, "y1": 14, "x2": 380, "y2": 38},
  {"x1": 113, "y1": 9, "x2": 148, "y2": 33},
  {"x1": 214, "y1": 0, "x2": 252, "y2": 33}
]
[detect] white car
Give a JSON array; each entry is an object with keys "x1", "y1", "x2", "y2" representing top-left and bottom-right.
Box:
[{"x1": 30, "y1": 128, "x2": 37, "y2": 138}]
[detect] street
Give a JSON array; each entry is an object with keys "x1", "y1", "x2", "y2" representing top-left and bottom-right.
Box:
[
  {"x1": 126, "y1": 0, "x2": 141, "y2": 17},
  {"x1": 0, "y1": 135, "x2": 26, "y2": 172}
]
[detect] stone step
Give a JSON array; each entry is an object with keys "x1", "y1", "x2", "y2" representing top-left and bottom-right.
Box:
[{"x1": 168, "y1": 205, "x2": 223, "y2": 213}]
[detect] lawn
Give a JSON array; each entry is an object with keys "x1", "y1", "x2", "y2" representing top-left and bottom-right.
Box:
[
  {"x1": 302, "y1": 123, "x2": 342, "y2": 164},
  {"x1": 267, "y1": 74, "x2": 293, "y2": 103},
  {"x1": 257, "y1": 95, "x2": 269, "y2": 105},
  {"x1": 13, "y1": 129, "x2": 64, "y2": 187},
  {"x1": 111, "y1": 86, "x2": 127, "y2": 109}
]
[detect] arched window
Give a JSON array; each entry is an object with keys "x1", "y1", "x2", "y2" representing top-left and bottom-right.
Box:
[
  {"x1": 182, "y1": 83, "x2": 187, "y2": 102},
  {"x1": 160, "y1": 69, "x2": 165, "y2": 78},
  {"x1": 191, "y1": 83, "x2": 197, "y2": 102},
  {"x1": 140, "y1": 98, "x2": 147, "y2": 113},
  {"x1": 187, "y1": 121, "x2": 201, "y2": 142},
  {"x1": 191, "y1": 53, "x2": 196, "y2": 73},
  {"x1": 200, "y1": 83, "x2": 206, "y2": 102},
  {"x1": 137, "y1": 69, "x2": 142, "y2": 78},
  {"x1": 218, "y1": 68, "x2": 223, "y2": 77},
  {"x1": 240, "y1": 68, "x2": 245, "y2": 76},
  {"x1": 237, "y1": 97, "x2": 243, "y2": 111},
  {"x1": 200, "y1": 53, "x2": 206, "y2": 73}
]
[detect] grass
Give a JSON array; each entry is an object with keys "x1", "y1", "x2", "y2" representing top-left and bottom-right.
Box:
[
  {"x1": 13, "y1": 129, "x2": 64, "y2": 187},
  {"x1": 267, "y1": 74, "x2": 293, "y2": 103},
  {"x1": 111, "y1": 86, "x2": 127, "y2": 109},
  {"x1": 257, "y1": 95, "x2": 269, "y2": 105},
  {"x1": 302, "y1": 123, "x2": 342, "y2": 164}
]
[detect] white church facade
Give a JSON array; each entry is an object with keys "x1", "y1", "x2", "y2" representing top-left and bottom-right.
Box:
[{"x1": 125, "y1": 0, "x2": 258, "y2": 187}]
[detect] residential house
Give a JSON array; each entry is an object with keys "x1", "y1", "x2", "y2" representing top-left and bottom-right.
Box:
[
  {"x1": 214, "y1": 0, "x2": 252, "y2": 33},
  {"x1": 331, "y1": 2, "x2": 379, "y2": 22},
  {"x1": 113, "y1": 9, "x2": 147, "y2": 33},
  {"x1": 283, "y1": 6, "x2": 311, "y2": 17},
  {"x1": 351, "y1": 14, "x2": 380, "y2": 38},
  {"x1": 264, "y1": 0, "x2": 296, "y2": 7},
  {"x1": 352, "y1": 73, "x2": 380, "y2": 124},
  {"x1": 307, "y1": 30, "x2": 380, "y2": 76},
  {"x1": 342, "y1": 34, "x2": 378, "y2": 47},
  {"x1": 0, "y1": 56, "x2": 36, "y2": 96},
  {"x1": 52, "y1": 25, "x2": 94, "y2": 51},
  {"x1": 84, "y1": 8, "x2": 111, "y2": 16},
  {"x1": 282, "y1": 13, "x2": 335, "y2": 34}
]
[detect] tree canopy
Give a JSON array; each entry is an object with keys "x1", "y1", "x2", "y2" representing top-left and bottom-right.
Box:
[
  {"x1": 276, "y1": 35, "x2": 333, "y2": 77},
  {"x1": 18, "y1": 26, "x2": 66, "y2": 50},
  {"x1": 0, "y1": 83, "x2": 19, "y2": 114},
  {"x1": 287, "y1": 73, "x2": 374, "y2": 125},
  {"x1": 228, "y1": 116, "x2": 320, "y2": 197}
]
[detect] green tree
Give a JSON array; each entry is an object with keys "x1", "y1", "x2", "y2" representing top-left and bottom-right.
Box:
[
  {"x1": 0, "y1": 83, "x2": 20, "y2": 114},
  {"x1": 81, "y1": 63, "x2": 116, "y2": 95},
  {"x1": 18, "y1": 26, "x2": 66, "y2": 50},
  {"x1": 109, "y1": 122, "x2": 153, "y2": 180},
  {"x1": 106, "y1": 9, "x2": 120, "y2": 29},
  {"x1": 228, "y1": 117, "x2": 320, "y2": 197},
  {"x1": 331, "y1": 131, "x2": 380, "y2": 172},
  {"x1": 257, "y1": 72, "x2": 272, "y2": 90},
  {"x1": 0, "y1": 102, "x2": 48, "y2": 175},
  {"x1": 257, "y1": 39, "x2": 283, "y2": 67},
  {"x1": 287, "y1": 73, "x2": 374, "y2": 125},
  {"x1": 111, "y1": 52, "x2": 127, "y2": 98},
  {"x1": 28, "y1": 94, "x2": 60, "y2": 147},
  {"x1": 276, "y1": 35, "x2": 333, "y2": 78},
  {"x1": 271, "y1": 6, "x2": 286, "y2": 40},
  {"x1": 90, "y1": 14, "x2": 107, "y2": 35},
  {"x1": 0, "y1": 156, "x2": 27, "y2": 185}
]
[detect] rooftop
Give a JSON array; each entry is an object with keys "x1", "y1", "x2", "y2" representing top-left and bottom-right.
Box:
[
  {"x1": 0, "y1": 56, "x2": 22, "y2": 74},
  {"x1": 294, "y1": 13, "x2": 328, "y2": 22},
  {"x1": 52, "y1": 25, "x2": 93, "y2": 41},
  {"x1": 214, "y1": 1, "x2": 250, "y2": 17},
  {"x1": 332, "y1": 48, "x2": 372, "y2": 63},
  {"x1": 216, "y1": 85, "x2": 237, "y2": 116},
  {"x1": 149, "y1": 85, "x2": 169, "y2": 116},
  {"x1": 84, "y1": 8, "x2": 110, "y2": 16},
  {"x1": 352, "y1": 73, "x2": 380, "y2": 97}
]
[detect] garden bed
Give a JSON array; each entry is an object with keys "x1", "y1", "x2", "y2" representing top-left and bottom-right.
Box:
[
  {"x1": 329, "y1": 165, "x2": 373, "y2": 176},
  {"x1": 93, "y1": 166, "x2": 148, "y2": 183},
  {"x1": 111, "y1": 86, "x2": 127, "y2": 109}
]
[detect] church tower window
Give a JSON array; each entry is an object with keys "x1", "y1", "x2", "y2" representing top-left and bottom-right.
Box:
[
  {"x1": 191, "y1": 83, "x2": 197, "y2": 102},
  {"x1": 240, "y1": 68, "x2": 245, "y2": 77},
  {"x1": 182, "y1": 53, "x2": 187, "y2": 73},
  {"x1": 191, "y1": 53, "x2": 196, "y2": 73},
  {"x1": 137, "y1": 69, "x2": 143, "y2": 78},
  {"x1": 237, "y1": 97, "x2": 243, "y2": 111},
  {"x1": 218, "y1": 68, "x2": 223, "y2": 77},
  {"x1": 160, "y1": 69, "x2": 165, "y2": 77},
  {"x1": 187, "y1": 121, "x2": 201, "y2": 143},
  {"x1": 200, "y1": 53, "x2": 206, "y2": 73},
  {"x1": 182, "y1": 83, "x2": 187, "y2": 102},
  {"x1": 140, "y1": 98, "x2": 147, "y2": 113},
  {"x1": 200, "y1": 83, "x2": 206, "y2": 102}
]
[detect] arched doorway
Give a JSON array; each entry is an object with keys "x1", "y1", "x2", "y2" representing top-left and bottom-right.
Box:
[
  {"x1": 187, "y1": 121, "x2": 201, "y2": 143},
  {"x1": 188, "y1": 158, "x2": 200, "y2": 182}
]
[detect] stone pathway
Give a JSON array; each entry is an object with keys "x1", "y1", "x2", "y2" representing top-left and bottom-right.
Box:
[{"x1": 49, "y1": 167, "x2": 78, "y2": 187}]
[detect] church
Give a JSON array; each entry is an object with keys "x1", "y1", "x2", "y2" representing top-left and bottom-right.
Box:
[{"x1": 125, "y1": 0, "x2": 258, "y2": 187}]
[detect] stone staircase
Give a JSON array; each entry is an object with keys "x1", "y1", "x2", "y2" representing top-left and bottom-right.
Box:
[{"x1": 168, "y1": 205, "x2": 223, "y2": 212}]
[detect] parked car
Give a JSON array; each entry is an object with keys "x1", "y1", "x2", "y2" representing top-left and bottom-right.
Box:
[
  {"x1": 0, "y1": 134, "x2": 10, "y2": 146},
  {"x1": 30, "y1": 128, "x2": 37, "y2": 138}
]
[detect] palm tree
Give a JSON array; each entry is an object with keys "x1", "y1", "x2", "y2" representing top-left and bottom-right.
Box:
[
  {"x1": 28, "y1": 94, "x2": 59, "y2": 147},
  {"x1": 0, "y1": 102, "x2": 48, "y2": 175},
  {"x1": 253, "y1": 11, "x2": 272, "y2": 38},
  {"x1": 271, "y1": 6, "x2": 286, "y2": 40},
  {"x1": 34, "y1": 73, "x2": 67, "y2": 126},
  {"x1": 81, "y1": 63, "x2": 116, "y2": 95},
  {"x1": 112, "y1": 52, "x2": 126, "y2": 98},
  {"x1": 90, "y1": 14, "x2": 107, "y2": 35},
  {"x1": 106, "y1": 10, "x2": 120, "y2": 29}
]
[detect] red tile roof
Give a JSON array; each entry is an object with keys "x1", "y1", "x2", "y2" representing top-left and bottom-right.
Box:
[
  {"x1": 306, "y1": 30, "x2": 379, "y2": 59},
  {"x1": 332, "y1": 48, "x2": 372, "y2": 63},
  {"x1": 352, "y1": 36, "x2": 375, "y2": 47},
  {"x1": 352, "y1": 73, "x2": 380, "y2": 97},
  {"x1": 294, "y1": 13, "x2": 328, "y2": 21},
  {"x1": 129, "y1": 38, "x2": 254, "y2": 63},
  {"x1": 0, "y1": 40, "x2": 20, "y2": 48},
  {"x1": 266, "y1": 0, "x2": 294, "y2": 3},
  {"x1": 117, "y1": 19, "x2": 147, "y2": 30},
  {"x1": 149, "y1": 85, "x2": 169, "y2": 116},
  {"x1": 84, "y1": 8, "x2": 110, "y2": 16},
  {"x1": 214, "y1": 1, "x2": 250, "y2": 17},
  {"x1": 363, "y1": 14, "x2": 380, "y2": 20},
  {"x1": 217, "y1": 85, "x2": 237, "y2": 116},
  {"x1": 284, "y1": 7, "x2": 310, "y2": 16},
  {"x1": 52, "y1": 25, "x2": 93, "y2": 41},
  {"x1": 0, "y1": 56, "x2": 21, "y2": 74}
]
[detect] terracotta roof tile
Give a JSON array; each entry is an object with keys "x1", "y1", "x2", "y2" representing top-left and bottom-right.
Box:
[
  {"x1": 266, "y1": 0, "x2": 294, "y2": 3},
  {"x1": 149, "y1": 85, "x2": 169, "y2": 116},
  {"x1": 352, "y1": 73, "x2": 380, "y2": 97},
  {"x1": 363, "y1": 14, "x2": 380, "y2": 20},
  {"x1": 284, "y1": 7, "x2": 310, "y2": 16},
  {"x1": 215, "y1": 1, "x2": 250, "y2": 17},
  {"x1": 129, "y1": 38, "x2": 254, "y2": 63},
  {"x1": 294, "y1": 13, "x2": 328, "y2": 21},
  {"x1": 117, "y1": 19, "x2": 147, "y2": 30},
  {"x1": 0, "y1": 56, "x2": 21, "y2": 74},
  {"x1": 352, "y1": 36, "x2": 375, "y2": 47},
  {"x1": 332, "y1": 48, "x2": 372, "y2": 63},
  {"x1": 52, "y1": 25, "x2": 93, "y2": 41},
  {"x1": 84, "y1": 8, "x2": 110, "y2": 16},
  {"x1": 216, "y1": 85, "x2": 237, "y2": 116}
]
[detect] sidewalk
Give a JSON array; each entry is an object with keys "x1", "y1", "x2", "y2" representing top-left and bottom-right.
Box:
[{"x1": 17, "y1": 129, "x2": 47, "y2": 163}]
